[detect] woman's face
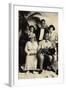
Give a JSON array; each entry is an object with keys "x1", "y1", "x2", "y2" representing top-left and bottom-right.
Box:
[
  {"x1": 49, "y1": 27, "x2": 53, "y2": 33},
  {"x1": 30, "y1": 27, "x2": 34, "y2": 33},
  {"x1": 30, "y1": 38, "x2": 34, "y2": 42}
]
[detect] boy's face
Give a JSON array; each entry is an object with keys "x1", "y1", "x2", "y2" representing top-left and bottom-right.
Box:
[{"x1": 45, "y1": 33, "x2": 49, "y2": 40}]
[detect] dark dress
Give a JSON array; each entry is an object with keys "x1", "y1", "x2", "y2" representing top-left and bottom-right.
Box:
[{"x1": 19, "y1": 32, "x2": 29, "y2": 72}]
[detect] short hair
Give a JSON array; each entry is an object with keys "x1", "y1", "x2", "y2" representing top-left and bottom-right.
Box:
[
  {"x1": 43, "y1": 31, "x2": 49, "y2": 39},
  {"x1": 41, "y1": 19, "x2": 45, "y2": 23},
  {"x1": 48, "y1": 25, "x2": 55, "y2": 30},
  {"x1": 29, "y1": 25, "x2": 35, "y2": 31},
  {"x1": 45, "y1": 31, "x2": 49, "y2": 35}
]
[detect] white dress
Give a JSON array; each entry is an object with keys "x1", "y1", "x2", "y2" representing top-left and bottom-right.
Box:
[
  {"x1": 25, "y1": 41, "x2": 38, "y2": 70},
  {"x1": 49, "y1": 31, "x2": 58, "y2": 43}
]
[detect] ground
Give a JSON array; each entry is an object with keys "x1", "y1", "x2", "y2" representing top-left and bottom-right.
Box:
[{"x1": 18, "y1": 70, "x2": 57, "y2": 79}]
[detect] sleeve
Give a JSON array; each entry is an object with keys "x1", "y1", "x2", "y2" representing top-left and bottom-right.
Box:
[
  {"x1": 25, "y1": 42, "x2": 30, "y2": 55},
  {"x1": 38, "y1": 41, "x2": 42, "y2": 50},
  {"x1": 34, "y1": 42, "x2": 38, "y2": 54},
  {"x1": 55, "y1": 32, "x2": 58, "y2": 41},
  {"x1": 49, "y1": 42, "x2": 53, "y2": 48}
]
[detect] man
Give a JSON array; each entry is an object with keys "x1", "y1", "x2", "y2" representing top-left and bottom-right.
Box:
[
  {"x1": 38, "y1": 32, "x2": 55, "y2": 73},
  {"x1": 39, "y1": 19, "x2": 48, "y2": 41}
]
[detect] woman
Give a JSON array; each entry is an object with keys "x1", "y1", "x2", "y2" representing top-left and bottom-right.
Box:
[
  {"x1": 48, "y1": 25, "x2": 58, "y2": 74},
  {"x1": 48, "y1": 25, "x2": 58, "y2": 62},
  {"x1": 25, "y1": 30, "x2": 38, "y2": 73},
  {"x1": 28, "y1": 25, "x2": 36, "y2": 39},
  {"x1": 48, "y1": 25, "x2": 58, "y2": 47}
]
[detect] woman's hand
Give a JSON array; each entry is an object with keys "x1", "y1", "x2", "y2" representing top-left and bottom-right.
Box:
[{"x1": 27, "y1": 52, "x2": 30, "y2": 55}]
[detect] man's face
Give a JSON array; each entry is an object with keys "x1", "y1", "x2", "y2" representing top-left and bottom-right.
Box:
[
  {"x1": 42, "y1": 21, "x2": 45, "y2": 27},
  {"x1": 26, "y1": 26, "x2": 29, "y2": 30}
]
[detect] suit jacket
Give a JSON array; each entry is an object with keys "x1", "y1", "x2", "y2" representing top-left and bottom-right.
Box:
[{"x1": 35, "y1": 26, "x2": 48, "y2": 41}]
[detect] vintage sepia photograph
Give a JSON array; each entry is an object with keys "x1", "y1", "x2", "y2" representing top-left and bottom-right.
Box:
[
  {"x1": 8, "y1": 3, "x2": 64, "y2": 86},
  {"x1": 18, "y1": 10, "x2": 58, "y2": 79}
]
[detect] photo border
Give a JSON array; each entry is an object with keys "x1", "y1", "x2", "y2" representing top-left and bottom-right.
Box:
[{"x1": 9, "y1": 4, "x2": 64, "y2": 86}]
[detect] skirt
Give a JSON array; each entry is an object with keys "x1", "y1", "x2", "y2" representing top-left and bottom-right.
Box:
[{"x1": 25, "y1": 55, "x2": 37, "y2": 70}]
